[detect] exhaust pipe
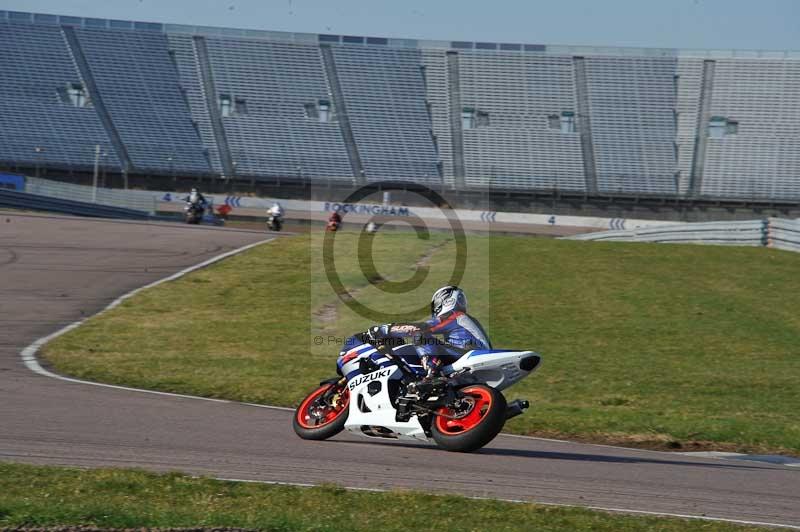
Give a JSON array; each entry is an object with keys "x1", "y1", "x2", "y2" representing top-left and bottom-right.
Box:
[{"x1": 506, "y1": 399, "x2": 530, "y2": 420}]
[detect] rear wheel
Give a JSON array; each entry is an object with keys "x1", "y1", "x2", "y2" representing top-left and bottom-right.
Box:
[
  {"x1": 431, "y1": 384, "x2": 506, "y2": 452},
  {"x1": 293, "y1": 382, "x2": 350, "y2": 440}
]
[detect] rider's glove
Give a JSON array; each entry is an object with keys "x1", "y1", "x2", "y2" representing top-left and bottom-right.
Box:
[{"x1": 366, "y1": 324, "x2": 392, "y2": 342}]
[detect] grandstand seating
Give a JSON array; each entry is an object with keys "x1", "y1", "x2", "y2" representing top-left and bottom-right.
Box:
[
  {"x1": 420, "y1": 50, "x2": 456, "y2": 187},
  {"x1": 701, "y1": 59, "x2": 800, "y2": 199},
  {"x1": 1, "y1": 9, "x2": 800, "y2": 201},
  {"x1": 583, "y1": 57, "x2": 678, "y2": 195},
  {"x1": 167, "y1": 34, "x2": 226, "y2": 175},
  {"x1": 0, "y1": 22, "x2": 119, "y2": 170},
  {"x1": 200, "y1": 37, "x2": 353, "y2": 180},
  {"x1": 74, "y1": 28, "x2": 210, "y2": 174},
  {"x1": 331, "y1": 46, "x2": 440, "y2": 183},
  {"x1": 456, "y1": 52, "x2": 586, "y2": 191},
  {"x1": 674, "y1": 58, "x2": 704, "y2": 196}
]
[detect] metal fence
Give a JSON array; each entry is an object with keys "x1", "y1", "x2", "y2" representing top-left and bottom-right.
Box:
[{"x1": 568, "y1": 218, "x2": 800, "y2": 254}]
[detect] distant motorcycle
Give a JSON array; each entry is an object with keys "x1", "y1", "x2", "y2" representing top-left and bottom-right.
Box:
[
  {"x1": 293, "y1": 339, "x2": 542, "y2": 452},
  {"x1": 326, "y1": 212, "x2": 342, "y2": 232},
  {"x1": 184, "y1": 202, "x2": 205, "y2": 224},
  {"x1": 267, "y1": 214, "x2": 283, "y2": 232},
  {"x1": 215, "y1": 204, "x2": 232, "y2": 221}
]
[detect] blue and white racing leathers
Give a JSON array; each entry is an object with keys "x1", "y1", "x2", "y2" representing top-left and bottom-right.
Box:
[{"x1": 337, "y1": 311, "x2": 491, "y2": 379}]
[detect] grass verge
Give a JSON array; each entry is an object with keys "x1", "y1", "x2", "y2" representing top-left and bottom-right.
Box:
[
  {"x1": 0, "y1": 462, "x2": 761, "y2": 531},
  {"x1": 42, "y1": 232, "x2": 800, "y2": 454}
]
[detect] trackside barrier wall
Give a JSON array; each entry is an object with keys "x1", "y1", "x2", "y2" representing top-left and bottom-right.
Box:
[
  {"x1": 25, "y1": 176, "x2": 157, "y2": 214},
  {"x1": 159, "y1": 192, "x2": 677, "y2": 230},
  {"x1": 567, "y1": 219, "x2": 767, "y2": 246},
  {"x1": 768, "y1": 218, "x2": 800, "y2": 252},
  {"x1": 16, "y1": 177, "x2": 680, "y2": 231},
  {"x1": 0, "y1": 188, "x2": 168, "y2": 220},
  {"x1": 199, "y1": 194, "x2": 677, "y2": 230},
  {"x1": 568, "y1": 219, "x2": 800, "y2": 254}
]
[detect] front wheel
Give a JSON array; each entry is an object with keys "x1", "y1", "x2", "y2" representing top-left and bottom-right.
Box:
[
  {"x1": 431, "y1": 384, "x2": 507, "y2": 452},
  {"x1": 293, "y1": 382, "x2": 350, "y2": 440}
]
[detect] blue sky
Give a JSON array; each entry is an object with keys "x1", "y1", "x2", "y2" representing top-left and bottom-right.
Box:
[{"x1": 2, "y1": 0, "x2": 798, "y2": 50}]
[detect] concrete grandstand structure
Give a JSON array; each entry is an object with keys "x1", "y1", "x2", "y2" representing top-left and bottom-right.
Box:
[{"x1": 1, "y1": 9, "x2": 800, "y2": 207}]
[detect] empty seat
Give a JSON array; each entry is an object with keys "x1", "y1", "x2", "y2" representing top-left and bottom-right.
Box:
[
  {"x1": 0, "y1": 22, "x2": 119, "y2": 170},
  {"x1": 75, "y1": 28, "x2": 211, "y2": 174},
  {"x1": 584, "y1": 56, "x2": 678, "y2": 195},
  {"x1": 456, "y1": 51, "x2": 586, "y2": 191},
  {"x1": 331, "y1": 46, "x2": 440, "y2": 183},
  {"x1": 201, "y1": 37, "x2": 353, "y2": 181}
]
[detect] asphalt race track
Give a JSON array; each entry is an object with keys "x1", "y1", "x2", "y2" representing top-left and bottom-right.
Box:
[{"x1": 1, "y1": 212, "x2": 798, "y2": 528}]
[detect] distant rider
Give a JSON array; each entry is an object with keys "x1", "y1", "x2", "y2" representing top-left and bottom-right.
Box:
[
  {"x1": 327, "y1": 211, "x2": 342, "y2": 231},
  {"x1": 338, "y1": 286, "x2": 491, "y2": 381},
  {"x1": 268, "y1": 201, "x2": 284, "y2": 219},
  {"x1": 215, "y1": 203, "x2": 232, "y2": 220},
  {"x1": 185, "y1": 188, "x2": 208, "y2": 211}
]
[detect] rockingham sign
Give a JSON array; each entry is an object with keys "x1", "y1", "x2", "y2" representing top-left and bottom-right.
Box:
[{"x1": 323, "y1": 202, "x2": 410, "y2": 217}]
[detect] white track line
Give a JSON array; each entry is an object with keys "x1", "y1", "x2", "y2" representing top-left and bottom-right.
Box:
[
  {"x1": 20, "y1": 236, "x2": 292, "y2": 412},
  {"x1": 212, "y1": 476, "x2": 800, "y2": 529},
  {"x1": 682, "y1": 451, "x2": 800, "y2": 468}
]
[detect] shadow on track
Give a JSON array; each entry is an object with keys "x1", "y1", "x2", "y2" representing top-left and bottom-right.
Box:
[
  {"x1": 476, "y1": 447, "x2": 778, "y2": 470},
  {"x1": 328, "y1": 438, "x2": 779, "y2": 471}
]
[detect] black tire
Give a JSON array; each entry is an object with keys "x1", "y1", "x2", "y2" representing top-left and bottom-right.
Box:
[
  {"x1": 431, "y1": 384, "x2": 507, "y2": 452},
  {"x1": 292, "y1": 382, "x2": 350, "y2": 441}
]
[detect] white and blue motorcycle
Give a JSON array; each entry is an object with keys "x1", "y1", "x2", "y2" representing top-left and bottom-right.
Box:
[{"x1": 293, "y1": 340, "x2": 541, "y2": 452}]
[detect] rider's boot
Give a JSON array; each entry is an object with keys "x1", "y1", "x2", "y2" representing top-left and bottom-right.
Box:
[{"x1": 398, "y1": 357, "x2": 446, "y2": 408}]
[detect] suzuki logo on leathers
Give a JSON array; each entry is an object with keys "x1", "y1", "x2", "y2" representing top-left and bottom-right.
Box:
[{"x1": 348, "y1": 369, "x2": 391, "y2": 391}]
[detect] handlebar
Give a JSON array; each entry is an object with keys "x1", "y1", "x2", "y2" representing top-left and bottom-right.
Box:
[{"x1": 365, "y1": 339, "x2": 418, "y2": 381}]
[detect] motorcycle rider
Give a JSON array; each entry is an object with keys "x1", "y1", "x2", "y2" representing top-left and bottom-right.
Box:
[
  {"x1": 327, "y1": 210, "x2": 342, "y2": 231},
  {"x1": 338, "y1": 286, "x2": 490, "y2": 381},
  {"x1": 268, "y1": 201, "x2": 284, "y2": 219},
  {"x1": 185, "y1": 188, "x2": 208, "y2": 210},
  {"x1": 266, "y1": 201, "x2": 284, "y2": 231}
]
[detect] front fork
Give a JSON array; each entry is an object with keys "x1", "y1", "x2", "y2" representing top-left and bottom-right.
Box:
[{"x1": 319, "y1": 377, "x2": 347, "y2": 407}]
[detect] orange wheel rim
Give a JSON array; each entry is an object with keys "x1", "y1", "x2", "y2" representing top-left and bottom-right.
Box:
[
  {"x1": 434, "y1": 386, "x2": 493, "y2": 435},
  {"x1": 296, "y1": 384, "x2": 349, "y2": 429}
]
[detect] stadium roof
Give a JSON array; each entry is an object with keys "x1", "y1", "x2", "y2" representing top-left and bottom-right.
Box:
[{"x1": 2, "y1": 9, "x2": 799, "y2": 60}]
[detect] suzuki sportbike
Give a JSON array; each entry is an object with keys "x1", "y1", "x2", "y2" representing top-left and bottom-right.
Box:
[{"x1": 293, "y1": 340, "x2": 541, "y2": 452}]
